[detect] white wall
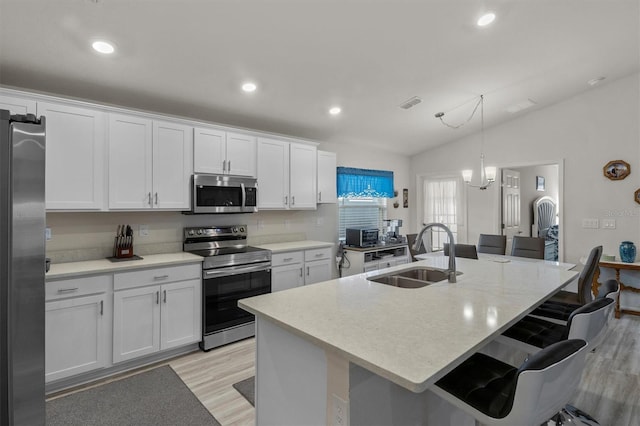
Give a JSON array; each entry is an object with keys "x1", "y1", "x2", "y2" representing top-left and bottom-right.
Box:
[{"x1": 410, "y1": 73, "x2": 640, "y2": 263}]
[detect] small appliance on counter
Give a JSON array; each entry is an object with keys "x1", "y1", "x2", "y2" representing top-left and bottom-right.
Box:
[
  {"x1": 382, "y1": 219, "x2": 404, "y2": 244},
  {"x1": 346, "y1": 227, "x2": 379, "y2": 248}
]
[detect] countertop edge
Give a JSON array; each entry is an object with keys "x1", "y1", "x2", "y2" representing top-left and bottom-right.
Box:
[{"x1": 46, "y1": 253, "x2": 203, "y2": 280}]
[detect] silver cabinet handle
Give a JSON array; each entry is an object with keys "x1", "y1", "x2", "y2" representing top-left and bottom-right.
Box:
[
  {"x1": 284, "y1": 195, "x2": 288, "y2": 205},
  {"x1": 299, "y1": 267, "x2": 303, "y2": 277},
  {"x1": 100, "y1": 300, "x2": 104, "y2": 316},
  {"x1": 156, "y1": 291, "x2": 160, "y2": 304},
  {"x1": 315, "y1": 253, "x2": 323, "y2": 257},
  {"x1": 57, "y1": 287, "x2": 78, "y2": 293},
  {"x1": 154, "y1": 275, "x2": 169, "y2": 280},
  {"x1": 163, "y1": 290, "x2": 167, "y2": 303},
  {"x1": 154, "y1": 192, "x2": 158, "y2": 205},
  {"x1": 148, "y1": 192, "x2": 152, "y2": 206},
  {"x1": 222, "y1": 160, "x2": 227, "y2": 172},
  {"x1": 291, "y1": 196, "x2": 295, "y2": 206},
  {"x1": 306, "y1": 266, "x2": 310, "y2": 276},
  {"x1": 318, "y1": 191, "x2": 322, "y2": 202},
  {"x1": 228, "y1": 160, "x2": 231, "y2": 173},
  {"x1": 283, "y1": 257, "x2": 293, "y2": 262}
]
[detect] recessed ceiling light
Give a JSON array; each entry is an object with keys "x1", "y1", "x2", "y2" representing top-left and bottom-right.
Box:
[
  {"x1": 587, "y1": 76, "x2": 606, "y2": 86},
  {"x1": 477, "y1": 12, "x2": 496, "y2": 27},
  {"x1": 329, "y1": 106, "x2": 342, "y2": 115},
  {"x1": 91, "y1": 40, "x2": 115, "y2": 54},
  {"x1": 242, "y1": 82, "x2": 257, "y2": 93}
]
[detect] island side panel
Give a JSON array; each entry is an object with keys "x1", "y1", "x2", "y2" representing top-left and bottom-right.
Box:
[{"x1": 256, "y1": 318, "x2": 328, "y2": 425}]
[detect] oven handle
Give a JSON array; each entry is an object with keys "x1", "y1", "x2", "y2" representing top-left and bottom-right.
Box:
[
  {"x1": 241, "y1": 183, "x2": 246, "y2": 208},
  {"x1": 204, "y1": 263, "x2": 271, "y2": 278}
]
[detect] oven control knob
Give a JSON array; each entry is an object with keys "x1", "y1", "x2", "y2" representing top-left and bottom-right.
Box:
[
  {"x1": 232, "y1": 227, "x2": 238, "y2": 233},
  {"x1": 239, "y1": 226, "x2": 245, "y2": 233},
  {"x1": 188, "y1": 230, "x2": 195, "y2": 236},
  {"x1": 197, "y1": 229, "x2": 203, "y2": 235}
]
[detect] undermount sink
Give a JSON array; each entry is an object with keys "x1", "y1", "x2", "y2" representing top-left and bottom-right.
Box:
[{"x1": 367, "y1": 267, "x2": 462, "y2": 289}]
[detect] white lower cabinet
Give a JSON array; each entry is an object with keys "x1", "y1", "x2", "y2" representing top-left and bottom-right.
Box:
[
  {"x1": 112, "y1": 265, "x2": 201, "y2": 363},
  {"x1": 45, "y1": 275, "x2": 110, "y2": 383},
  {"x1": 342, "y1": 245, "x2": 410, "y2": 276},
  {"x1": 271, "y1": 247, "x2": 332, "y2": 292}
]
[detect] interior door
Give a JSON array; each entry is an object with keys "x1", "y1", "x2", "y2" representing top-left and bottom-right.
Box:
[{"x1": 502, "y1": 169, "x2": 521, "y2": 253}]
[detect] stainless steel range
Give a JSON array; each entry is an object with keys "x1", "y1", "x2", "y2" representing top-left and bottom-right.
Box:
[{"x1": 183, "y1": 225, "x2": 271, "y2": 351}]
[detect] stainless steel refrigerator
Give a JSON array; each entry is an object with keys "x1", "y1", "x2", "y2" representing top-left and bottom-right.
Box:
[{"x1": 0, "y1": 109, "x2": 46, "y2": 425}]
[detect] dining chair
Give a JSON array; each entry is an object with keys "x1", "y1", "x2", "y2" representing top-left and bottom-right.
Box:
[
  {"x1": 443, "y1": 243, "x2": 478, "y2": 259},
  {"x1": 510, "y1": 236, "x2": 545, "y2": 259},
  {"x1": 406, "y1": 233, "x2": 426, "y2": 261},
  {"x1": 477, "y1": 234, "x2": 507, "y2": 255},
  {"x1": 432, "y1": 339, "x2": 588, "y2": 426}
]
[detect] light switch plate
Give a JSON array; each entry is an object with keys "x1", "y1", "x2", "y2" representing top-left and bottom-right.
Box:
[
  {"x1": 582, "y1": 218, "x2": 599, "y2": 229},
  {"x1": 602, "y1": 219, "x2": 616, "y2": 229},
  {"x1": 139, "y1": 224, "x2": 149, "y2": 237},
  {"x1": 45, "y1": 227, "x2": 51, "y2": 240}
]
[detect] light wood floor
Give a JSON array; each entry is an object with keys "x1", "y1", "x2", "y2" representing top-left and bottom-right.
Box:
[{"x1": 52, "y1": 314, "x2": 640, "y2": 425}]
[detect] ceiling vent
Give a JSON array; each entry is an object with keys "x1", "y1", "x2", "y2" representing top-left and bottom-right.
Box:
[{"x1": 399, "y1": 96, "x2": 422, "y2": 110}]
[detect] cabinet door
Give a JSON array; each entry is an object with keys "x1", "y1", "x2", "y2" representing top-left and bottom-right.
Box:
[
  {"x1": 108, "y1": 114, "x2": 153, "y2": 209},
  {"x1": 152, "y1": 120, "x2": 193, "y2": 209},
  {"x1": 317, "y1": 151, "x2": 337, "y2": 204},
  {"x1": 305, "y1": 259, "x2": 332, "y2": 285},
  {"x1": 193, "y1": 127, "x2": 226, "y2": 174},
  {"x1": 160, "y1": 279, "x2": 201, "y2": 350},
  {"x1": 257, "y1": 138, "x2": 289, "y2": 209},
  {"x1": 0, "y1": 94, "x2": 36, "y2": 115},
  {"x1": 45, "y1": 294, "x2": 106, "y2": 382},
  {"x1": 226, "y1": 132, "x2": 256, "y2": 177},
  {"x1": 290, "y1": 143, "x2": 317, "y2": 209},
  {"x1": 113, "y1": 286, "x2": 161, "y2": 363},
  {"x1": 271, "y1": 263, "x2": 304, "y2": 292},
  {"x1": 38, "y1": 102, "x2": 105, "y2": 210}
]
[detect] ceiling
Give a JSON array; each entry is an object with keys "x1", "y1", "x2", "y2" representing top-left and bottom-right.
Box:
[{"x1": 1, "y1": 0, "x2": 638, "y2": 155}]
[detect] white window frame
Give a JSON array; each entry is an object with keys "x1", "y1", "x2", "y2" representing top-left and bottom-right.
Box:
[{"x1": 338, "y1": 197, "x2": 388, "y2": 242}]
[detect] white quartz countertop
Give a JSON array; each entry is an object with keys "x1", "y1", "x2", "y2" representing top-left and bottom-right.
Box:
[
  {"x1": 254, "y1": 240, "x2": 334, "y2": 253},
  {"x1": 46, "y1": 252, "x2": 203, "y2": 280},
  {"x1": 239, "y1": 255, "x2": 578, "y2": 393}
]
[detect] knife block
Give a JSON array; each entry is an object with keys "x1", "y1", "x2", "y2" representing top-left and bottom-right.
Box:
[{"x1": 113, "y1": 236, "x2": 134, "y2": 258}]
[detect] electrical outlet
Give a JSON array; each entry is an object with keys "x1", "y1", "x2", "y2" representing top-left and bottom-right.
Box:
[
  {"x1": 139, "y1": 224, "x2": 149, "y2": 237},
  {"x1": 332, "y1": 394, "x2": 349, "y2": 426},
  {"x1": 284, "y1": 219, "x2": 291, "y2": 229},
  {"x1": 45, "y1": 227, "x2": 51, "y2": 240},
  {"x1": 257, "y1": 220, "x2": 265, "y2": 230},
  {"x1": 316, "y1": 217, "x2": 324, "y2": 226},
  {"x1": 602, "y1": 219, "x2": 616, "y2": 229},
  {"x1": 582, "y1": 218, "x2": 599, "y2": 229}
]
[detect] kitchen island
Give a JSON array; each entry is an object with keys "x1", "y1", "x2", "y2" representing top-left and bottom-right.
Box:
[{"x1": 239, "y1": 255, "x2": 578, "y2": 425}]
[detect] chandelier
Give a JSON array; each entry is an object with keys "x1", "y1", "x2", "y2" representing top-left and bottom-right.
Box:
[{"x1": 436, "y1": 94, "x2": 496, "y2": 190}]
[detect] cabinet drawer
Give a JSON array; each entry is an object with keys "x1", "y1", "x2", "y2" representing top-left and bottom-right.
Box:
[
  {"x1": 271, "y1": 251, "x2": 304, "y2": 267},
  {"x1": 304, "y1": 247, "x2": 332, "y2": 262},
  {"x1": 114, "y1": 264, "x2": 200, "y2": 291},
  {"x1": 46, "y1": 275, "x2": 111, "y2": 301}
]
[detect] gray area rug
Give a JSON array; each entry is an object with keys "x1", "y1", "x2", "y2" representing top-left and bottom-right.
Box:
[
  {"x1": 47, "y1": 365, "x2": 221, "y2": 426},
  {"x1": 232, "y1": 376, "x2": 255, "y2": 406}
]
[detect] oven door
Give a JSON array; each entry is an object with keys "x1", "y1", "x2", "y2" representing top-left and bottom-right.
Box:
[{"x1": 202, "y1": 262, "x2": 271, "y2": 334}]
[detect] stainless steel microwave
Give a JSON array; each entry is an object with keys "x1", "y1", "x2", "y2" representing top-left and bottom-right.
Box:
[
  {"x1": 191, "y1": 174, "x2": 258, "y2": 214},
  {"x1": 345, "y1": 227, "x2": 379, "y2": 247}
]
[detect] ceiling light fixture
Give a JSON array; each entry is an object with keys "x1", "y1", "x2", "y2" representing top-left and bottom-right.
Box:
[
  {"x1": 477, "y1": 12, "x2": 496, "y2": 27},
  {"x1": 91, "y1": 40, "x2": 115, "y2": 54},
  {"x1": 242, "y1": 82, "x2": 257, "y2": 92},
  {"x1": 435, "y1": 95, "x2": 496, "y2": 190},
  {"x1": 329, "y1": 106, "x2": 342, "y2": 115}
]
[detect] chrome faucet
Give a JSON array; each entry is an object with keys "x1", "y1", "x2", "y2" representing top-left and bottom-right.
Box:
[{"x1": 413, "y1": 222, "x2": 457, "y2": 283}]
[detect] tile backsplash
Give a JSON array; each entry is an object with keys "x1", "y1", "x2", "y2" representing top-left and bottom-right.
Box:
[{"x1": 45, "y1": 205, "x2": 338, "y2": 263}]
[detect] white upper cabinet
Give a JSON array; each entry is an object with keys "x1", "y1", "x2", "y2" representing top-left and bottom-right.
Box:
[
  {"x1": 109, "y1": 114, "x2": 192, "y2": 210},
  {"x1": 257, "y1": 138, "x2": 290, "y2": 209},
  {"x1": 38, "y1": 102, "x2": 105, "y2": 210},
  {"x1": 317, "y1": 150, "x2": 337, "y2": 204},
  {"x1": 257, "y1": 138, "x2": 317, "y2": 210},
  {"x1": 152, "y1": 120, "x2": 193, "y2": 209},
  {"x1": 289, "y1": 143, "x2": 317, "y2": 209},
  {"x1": 194, "y1": 128, "x2": 256, "y2": 177},
  {"x1": 0, "y1": 94, "x2": 36, "y2": 115}
]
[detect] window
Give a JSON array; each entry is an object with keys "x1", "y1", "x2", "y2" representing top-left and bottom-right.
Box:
[
  {"x1": 423, "y1": 178, "x2": 463, "y2": 250},
  {"x1": 336, "y1": 167, "x2": 393, "y2": 241},
  {"x1": 338, "y1": 197, "x2": 387, "y2": 241}
]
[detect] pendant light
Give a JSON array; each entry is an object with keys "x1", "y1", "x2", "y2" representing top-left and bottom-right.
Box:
[{"x1": 435, "y1": 94, "x2": 496, "y2": 190}]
